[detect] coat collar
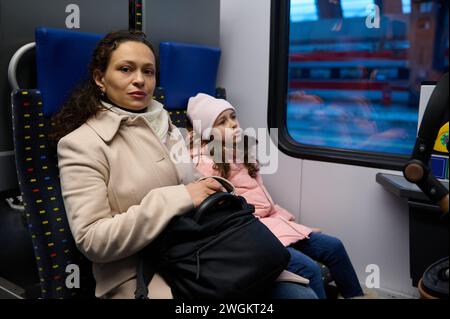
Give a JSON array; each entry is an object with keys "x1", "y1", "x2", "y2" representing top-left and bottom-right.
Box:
[{"x1": 86, "y1": 99, "x2": 170, "y2": 143}]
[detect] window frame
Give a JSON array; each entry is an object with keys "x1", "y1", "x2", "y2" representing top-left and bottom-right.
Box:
[{"x1": 268, "y1": 0, "x2": 411, "y2": 171}]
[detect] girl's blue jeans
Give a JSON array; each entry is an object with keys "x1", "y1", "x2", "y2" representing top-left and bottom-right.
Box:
[{"x1": 286, "y1": 232, "x2": 364, "y2": 299}]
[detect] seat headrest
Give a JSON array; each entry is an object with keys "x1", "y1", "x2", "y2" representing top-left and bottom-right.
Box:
[
  {"x1": 159, "y1": 42, "x2": 221, "y2": 110},
  {"x1": 35, "y1": 27, "x2": 103, "y2": 117}
]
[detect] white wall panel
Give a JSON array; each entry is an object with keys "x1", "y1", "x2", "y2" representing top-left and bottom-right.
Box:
[{"x1": 219, "y1": 0, "x2": 419, "y2": 297}]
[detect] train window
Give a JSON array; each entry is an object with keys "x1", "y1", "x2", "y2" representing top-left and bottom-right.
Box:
[{"x1": 269, "y1": 0, "x2": 449, "y2": 169}]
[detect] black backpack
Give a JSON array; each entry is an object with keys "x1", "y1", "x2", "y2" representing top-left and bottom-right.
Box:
[{"x1": 134, "y1": 186, "x2": 290, "y2": 299}]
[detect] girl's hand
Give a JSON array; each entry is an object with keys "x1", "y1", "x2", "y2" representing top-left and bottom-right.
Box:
[
  {"x1": 310, "y1": 227, "x2": 322, "y2": 233},
  {"x1": 186, "y1": 178, "x2": 224, "y2": 207}
]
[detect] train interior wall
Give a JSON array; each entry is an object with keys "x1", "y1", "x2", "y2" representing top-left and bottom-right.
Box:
[
  {"x1": 1, "y1": 0, "x2": 445, "y2": 298},
  {"x1": 219, "y1": 0, "x2": 419, "y2": 297}
]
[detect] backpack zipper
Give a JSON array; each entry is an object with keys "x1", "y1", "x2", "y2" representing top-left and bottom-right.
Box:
[{"x1": 196, "y1": 251, "x2": 201, "y2": 280}]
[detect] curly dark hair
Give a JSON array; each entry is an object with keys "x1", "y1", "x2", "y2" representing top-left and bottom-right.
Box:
[{"x1": 49, "y1": 30, "x2": 156, "y2": 143}]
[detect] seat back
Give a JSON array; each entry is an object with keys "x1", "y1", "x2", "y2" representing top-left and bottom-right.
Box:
[
  {"x1": 10, "y1": 28, "x2": 102, "y2": 298},
  {"x1": 158, "y1": 41, "x2": 223, "y2": 128},
  {"x1": 35, "y1": 28, "x2": 103, "y2": 117},
  {"x1": 12, "y1": 90, "x2": 95, "y2": 299}
]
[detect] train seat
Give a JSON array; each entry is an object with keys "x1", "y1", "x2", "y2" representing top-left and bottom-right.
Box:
[
  {"x1": 9, "y1": 27, "x2": 101, "y2": 299},
  {"x1": 158, "y1": 41, "x2": 225, "y2": 128}
]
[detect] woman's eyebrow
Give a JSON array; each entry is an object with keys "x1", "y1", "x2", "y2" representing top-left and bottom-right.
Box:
[
  {"x1": 116, "y1": 60, "x2": 135, "y2": 65},
  {"x1": 116, "y1": 60, "x2": 155, "y2": 67}
]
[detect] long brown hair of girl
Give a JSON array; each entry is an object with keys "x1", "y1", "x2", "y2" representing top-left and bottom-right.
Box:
[{"x1": 187, "y1": 123, "x2": 260, "y2": 179}]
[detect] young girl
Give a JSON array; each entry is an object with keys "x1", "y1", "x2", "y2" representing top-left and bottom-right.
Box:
[{"x1": 186, "y1": 93, "x2": 366, "y2": 299}]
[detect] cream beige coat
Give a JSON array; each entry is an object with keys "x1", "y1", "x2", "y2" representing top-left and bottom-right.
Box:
[{"x1": 57, "y1": 101, "x2": 200, "y2": 298}]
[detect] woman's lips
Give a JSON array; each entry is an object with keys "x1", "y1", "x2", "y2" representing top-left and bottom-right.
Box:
[{"x1": 129, "y1": 92, "x2": 147, "y2": 99}]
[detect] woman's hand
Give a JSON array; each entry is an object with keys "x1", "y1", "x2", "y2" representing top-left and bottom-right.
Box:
[{"x1": 186, "y1": 178, "x2": 224, "y2": 207}]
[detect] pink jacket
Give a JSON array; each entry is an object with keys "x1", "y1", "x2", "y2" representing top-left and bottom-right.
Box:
[{"x1": 192, "y1": 151, "x2": 312, "y2": 247}]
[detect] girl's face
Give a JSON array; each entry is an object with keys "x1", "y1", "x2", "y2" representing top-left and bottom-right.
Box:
[
  {"x1": 212, "y1": 109, "x2": 242, "y2": 143},
  {"x1": 94, "y1": 41, "x2": 156, "y2": 111}
]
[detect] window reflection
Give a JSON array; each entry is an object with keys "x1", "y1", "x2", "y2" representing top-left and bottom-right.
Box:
[
  {"x1": 291, "y1": 0, "x2": 318, "y2": 22},
  {"x1": 341, "y1": 0, "x2": 374, "y2": 18},
  {"x1": 287, "y1": 0, "x2": 448, "y2": 155}
]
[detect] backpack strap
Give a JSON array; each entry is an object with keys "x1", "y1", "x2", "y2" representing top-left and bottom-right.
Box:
[
  {"x1": 193, "y1": 192, "x2": 242, "y2": 222},
  {"x1": 197, "y1": 176, "x2": 236, "y2": 195},
  {"x1": 134, "y1": 257, "x2": 156, "y2": 299}
]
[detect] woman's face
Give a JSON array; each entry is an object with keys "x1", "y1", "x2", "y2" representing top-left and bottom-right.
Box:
[
  {"x1": 212, "y1": 109, "x2": 242, "y2": 143},
  {"x1": 95, "y1": 41, "x2": 156, "y2": 111}
]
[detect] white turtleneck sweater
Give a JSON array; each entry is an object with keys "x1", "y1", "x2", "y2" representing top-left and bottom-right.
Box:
[{"x1": 101, "y1": 100, "x2": 200, "y2": 184}]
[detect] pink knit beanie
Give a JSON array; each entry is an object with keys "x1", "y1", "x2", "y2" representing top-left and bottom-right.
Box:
[{"x1": 187, "y1": 93, "x2": 235, "y2": 139}]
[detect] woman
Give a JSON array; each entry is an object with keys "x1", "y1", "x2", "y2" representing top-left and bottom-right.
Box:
[
  {"x1": 52, "y1": 30, "x2": 223, "y2": 298},
  {"x1": 52, "y1": 30, "x2": 316, "y2": 299}
]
